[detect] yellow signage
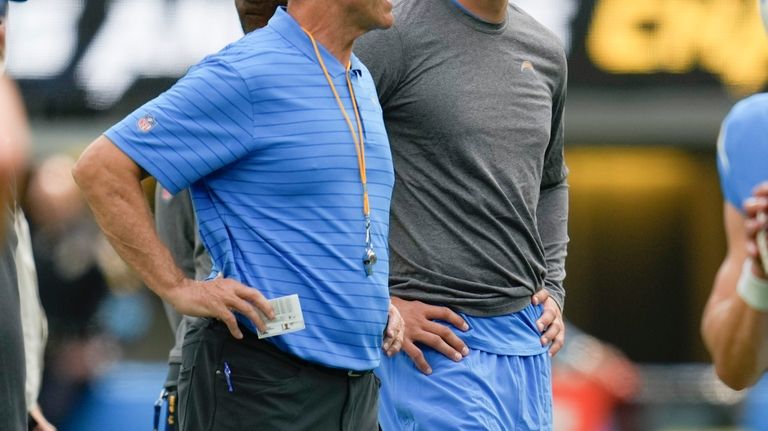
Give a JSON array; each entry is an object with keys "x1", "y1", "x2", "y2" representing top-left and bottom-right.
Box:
[{"x1": 587, "y1": 0, "x2": 768, "y2": 94}]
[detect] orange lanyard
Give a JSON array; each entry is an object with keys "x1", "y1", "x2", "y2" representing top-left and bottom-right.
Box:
[
  {"x1": 302, "y1": 28, "x2": 378, "y2": 275},
  {"x1": 302, "y1": 28, "x2": 370, "y2": 218}
]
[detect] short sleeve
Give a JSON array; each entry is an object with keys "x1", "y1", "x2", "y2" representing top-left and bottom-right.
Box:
[
  {"x1": 105, "y1": 58, "x2": 253, "y2": 194},
  {"x1": 716, "y1": 96, "x2": 768, "y2": 213}
]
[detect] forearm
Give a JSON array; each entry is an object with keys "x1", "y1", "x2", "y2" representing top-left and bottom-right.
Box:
[
  {"x1": 73, "y1": 137, "x2": 186, "y2": 300},
  {"x1": 703, "y1": 301, "x2": 768, "y2": 388},
  {"x1": 703, "y1": 265, "x2": 768, "y2": 389},
  {"x1": 536, "y1": 179, "x2": 569, "y2": 310}
]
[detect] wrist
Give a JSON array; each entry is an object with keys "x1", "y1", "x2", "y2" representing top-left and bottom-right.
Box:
[
  {"x1": 751, "y1": 257, "x2": 767, "y2": 279},
  {"x1": 390, "y1": 296, "x2": 407, "y2": 306},
  {"x1": 737, "y1": 261, "x2": 768, "y2": 312},
  {"x1": 158, "y1": 275, "x2": 192, "y2": 309}
]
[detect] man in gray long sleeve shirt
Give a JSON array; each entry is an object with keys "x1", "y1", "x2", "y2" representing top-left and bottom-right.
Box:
[{"x1": 355, "y1": 0, "x2": 567, "y2": 428}]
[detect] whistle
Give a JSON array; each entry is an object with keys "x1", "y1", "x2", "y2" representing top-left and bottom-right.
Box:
[{"x1": 363, "y1": 247, "x2": 377, "y2": 276}]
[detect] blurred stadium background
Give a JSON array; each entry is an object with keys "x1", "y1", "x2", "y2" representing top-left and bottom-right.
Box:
[{"x1": 6, "y1": 0, "x2": 768, "y2": 430}]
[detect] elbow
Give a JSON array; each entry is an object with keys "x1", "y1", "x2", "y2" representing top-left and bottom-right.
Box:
[
  {"x1": 713, "y1": 364, "x2": 754, "y2": 391},
  {"x1": 72, "y1": 136, "x2": 124, "y2": 194},
  {"x1": 71, "y1": 148, "x2": 99, "y2": 194},
  {"x1": 703, "y1": 328, "x2": 761, "y2": 390},
  {"x1": 72, "y1": 136, "x2": 143, "y2": 205},
  {"x1": 700, "y1": 320, "x2": 744, "y2": 390}
]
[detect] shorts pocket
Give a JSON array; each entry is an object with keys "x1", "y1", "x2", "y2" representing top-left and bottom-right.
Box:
[
  {"x1": 218, "y1": 338, "x2": 302, "y2": 388},
  {"x1": 177, "y1": 340, "x2": 200, "y2": 430},
  {"x1": 178, "y1": 322, "x2": 221, "y2": 431},
  {"x1": 211, "y1": 340, "x2": 306, "y2": 429}
]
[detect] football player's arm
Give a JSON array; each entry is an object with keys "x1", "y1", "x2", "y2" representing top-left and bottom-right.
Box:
[{"x1": 702, "y1": 191, "x2": 768, "y2": 390}]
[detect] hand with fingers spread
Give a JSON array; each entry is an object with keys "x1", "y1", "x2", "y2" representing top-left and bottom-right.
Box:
[
  {"x1": 532, "y1": 289, "x2": 565, "y2": 357},
  {"x1": 165, "y1": 276, "x2": 275, "y2": 340},
  {"x1": 391, "y1": 296, "x2": 469, "y2": 375},
  {"x1": 382, "y1": 302, "x2": 405, "y2": 357}
]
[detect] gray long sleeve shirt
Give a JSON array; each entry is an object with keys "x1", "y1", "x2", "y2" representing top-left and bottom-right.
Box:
[{"x1": 355, "y1": 0, "x2": 569, "y2": 316}]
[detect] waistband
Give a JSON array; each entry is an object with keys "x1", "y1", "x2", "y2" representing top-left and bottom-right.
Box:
[{"x1": 206, "y1": 319, "x2": 373, "y2": 378}]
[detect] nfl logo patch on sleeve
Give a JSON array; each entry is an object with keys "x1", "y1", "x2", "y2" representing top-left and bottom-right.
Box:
[{"x1": 137, "y1": 114, "x2": 157, "y2": 132}]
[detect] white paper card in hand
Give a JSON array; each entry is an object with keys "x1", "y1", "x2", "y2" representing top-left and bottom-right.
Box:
[{"x1": 256, "y1": 294, "x2": 305, "y2": 339}]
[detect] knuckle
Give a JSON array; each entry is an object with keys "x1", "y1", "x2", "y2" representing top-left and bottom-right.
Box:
[
  {"x1": 407, "y1": 343, "x2": 422, "y2": 357},
  {"x1": 424, "y1": 333, "x2": 441, "y2": 345},
  {"x1": 222, "y1": 313, "x2": 236, "y2": 327}
]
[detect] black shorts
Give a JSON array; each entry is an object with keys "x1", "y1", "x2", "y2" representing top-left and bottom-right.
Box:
[{"x1": 178, "y1": 319, "x2": 380, "y2": 431}]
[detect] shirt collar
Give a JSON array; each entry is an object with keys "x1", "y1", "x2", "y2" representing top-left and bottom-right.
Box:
[{"x1": 269, "y1": 7, "x2": 363, "y2": 78}]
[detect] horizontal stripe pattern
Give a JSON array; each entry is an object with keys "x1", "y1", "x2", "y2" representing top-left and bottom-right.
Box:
[{"x1": 105, "y1": 8, "x2": 393, "y2": 371}]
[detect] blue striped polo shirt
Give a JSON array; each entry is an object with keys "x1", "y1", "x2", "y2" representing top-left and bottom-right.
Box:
[
  {"x1": 105, "y1": 7, "x2": 394, "y2": 371},
  {"x1": 717, "y1": 93, "x2": 768, "y2": 213}
]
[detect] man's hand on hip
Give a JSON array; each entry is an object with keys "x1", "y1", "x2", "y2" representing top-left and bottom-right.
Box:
[
  {"x1": 391, "y1": 296, "x2": 469, "y2": 375},
  {"x1": 532, "y1": 289, "x2": 565, "y2": 357},
  {"x1": 382, "y1": 302, "x2": 405, "y2": 357},
  {"x1": 166, "y1": 276, "x2": 275, "y2": 339}
]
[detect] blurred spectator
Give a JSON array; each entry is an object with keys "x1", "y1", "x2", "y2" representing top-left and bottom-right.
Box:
[
  {"x1": 25, "y1": 155, "x2": 108, "y2": 338},
  {"x1": 0, "y1": 73, "x2": 30, "y2": 431},
  {"x1": 0, "y1": 76, "x2": 27, "y2": 234},
  {"x1": 23, "y1": 155, "x2": 124, "y2": 426},
  {"x1": 16, "y1": 203, "x2": 56, "y2": 431},
  {"x1": 552, "y1": 323, "x2": 640, "y2": 431},
  {"x1": 3, "y1": 0, "x2": 57, "y2": 428}
]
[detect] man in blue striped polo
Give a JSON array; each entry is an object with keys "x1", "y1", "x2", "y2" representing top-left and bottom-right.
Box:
[{"x1": 73, "y1": 0, "x2": 403, "y2": 429}]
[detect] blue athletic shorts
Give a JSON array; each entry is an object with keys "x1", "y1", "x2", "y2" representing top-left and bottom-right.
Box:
[{"x1": 376, "y1": 307, "x2": 553, "y2": 430}]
